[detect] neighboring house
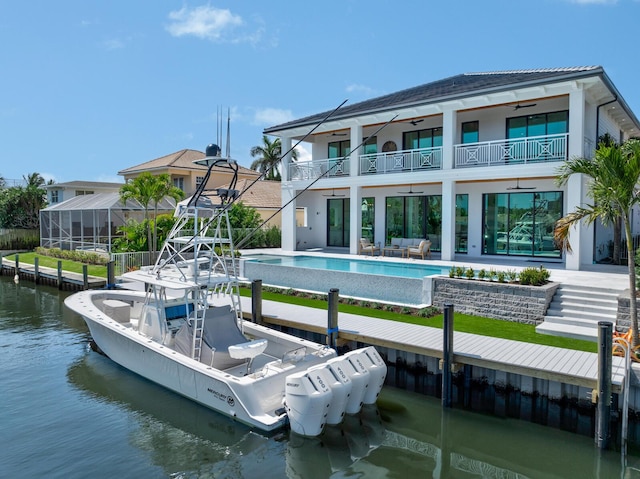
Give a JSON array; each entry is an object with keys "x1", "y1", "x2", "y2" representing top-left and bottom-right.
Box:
[
  {"x1": 118, "y1": 149, "x2": 261, "y2": 197},
  {"x1": 40, "y1": 192, "x2": 176, "y2": 253},
  {"x1": 45, "y1": 180, "x2": 123, "y2": 205},
  {"x1": 219, "y1": 179, "x2": 306, "y2": 229},
  {"x1": 264, "y1": 66, "x2": 640, "y2": 270}
]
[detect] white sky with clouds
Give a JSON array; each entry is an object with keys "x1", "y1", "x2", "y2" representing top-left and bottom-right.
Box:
[{"x1": 1, "y1": 0, "x2": 639, "y2": 183}]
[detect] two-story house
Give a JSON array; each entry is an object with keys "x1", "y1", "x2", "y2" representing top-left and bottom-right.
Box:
[
  {"x1": 264, "y1": 66, "x2": 640, "y2": 270},
  {"x1": 118, "y1": 149, "x2": 261, "y2": 197},
  {"x1": 45, "y1": 180, "x2": 123, "y2": 205}
]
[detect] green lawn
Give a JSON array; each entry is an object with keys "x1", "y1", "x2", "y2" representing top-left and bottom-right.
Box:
[
  {"x1": 6, "y1": 252, "x2": 108, "y2": 277},
  {"x1": 239, "y1": 288, "x2": 598, "y2": 353}
]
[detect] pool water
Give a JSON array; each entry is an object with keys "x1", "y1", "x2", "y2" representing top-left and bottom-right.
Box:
[{"x1": 243, "y1": 254, "x2": 447, "y2": 279}]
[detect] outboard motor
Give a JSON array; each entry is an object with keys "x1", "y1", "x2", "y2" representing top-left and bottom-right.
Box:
[
  {"x1": 308, "y1": 360, "x2": 353, "y2": 426},
  {"x1": 340, "y1": 352, "x2": 370, "y2": 414},
  {"x1": 285, "y1": 371, "x2": 333, "y2": 437},
  {"x1": 344, "y1": 347, "x2": 387, "y2": 405}
]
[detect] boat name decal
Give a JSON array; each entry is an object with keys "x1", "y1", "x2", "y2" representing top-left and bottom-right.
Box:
[
  {"x1": 286, "y1": 382, "x2": 299, "y2": 387},
  {"x1": 207, "y1": 387, "x2": 235, "y2": 406}
]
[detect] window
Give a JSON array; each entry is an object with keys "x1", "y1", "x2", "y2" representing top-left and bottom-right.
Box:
[
  {"x1": 173, "y1": 177, "x2": 184, "y2": 191},
  {"x1": 363, "y1": 136, "x2": 377, "y2": 155},
  {"x1": 50, "y1": 190, "x2": 59, "y2": 204},
  {"x1": 403, "y1": 128, "x2": 442, "y2": 150},
  {"x1": 361, "y1": 197, "x2": 375, "y2": 242},
  {"x1": 327, "y1": 198, "x2": 350, "y2": 247},
  {"x1": 75, "y1": 190, "x2": 94, "y2": 196},
  {"x1": 482, "y1": 191, "x2": 563, "y2": 258},
  {"x1": 461, "y1": 121, "x2": 479, "y2": 144},
  {"x1": 507, "y1": 111, "x2": 568, "y2": 138},
  {"x1": 456, "y1": 194, "x2": 469, "y2": 253},
  {"x1": 196, "y1": 176, "x2": 205, "y2": 187},
  {"x1": 385, "y1": 195, "x2": 442, "y2": 251},
  {"x1": 328, "y1": 140, "x2": 350, "y2": 158}
]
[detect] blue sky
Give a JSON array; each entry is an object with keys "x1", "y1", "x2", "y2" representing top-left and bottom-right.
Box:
[{"x1": 1, "y1": 0, "x2": 639, "y2": 184}]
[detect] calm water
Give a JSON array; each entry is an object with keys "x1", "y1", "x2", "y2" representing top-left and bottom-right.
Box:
[
  {"x1": 2, "y1": 275, "x2": 640, "y2": 478},
  {"x1": 243, "y1": 254, "x2": 446, "y2": 279}
]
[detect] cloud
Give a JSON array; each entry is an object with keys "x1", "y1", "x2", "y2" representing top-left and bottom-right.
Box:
[
  {"x1": 346, "y1": 83, "x2": 377, "y2": 96},
  {"x1": 166, "y1": 5, "x2": 245, "y2": 41},
  {"x1": 253, "y1": 108, "x2": 294, "y2": 126},
  {"x1": 102, "y1": 38, "x2": 125, "y2": 50},
  {"x1": 294, "y1": 144, "x2": 311, "y2": 162}
]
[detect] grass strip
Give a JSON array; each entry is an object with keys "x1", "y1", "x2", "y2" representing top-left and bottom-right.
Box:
[
  {"x1": 240, "y1": 288, "x2": 597, "y2": 353},
  {"x1": 5, "y1": 253, "x2": 108, "y2": 278}
]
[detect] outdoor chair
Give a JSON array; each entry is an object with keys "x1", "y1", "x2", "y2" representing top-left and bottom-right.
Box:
[
  {"x1": 406, "y1": 240, "x2": 431, "y2": 260},
  {"x1": 359, "y1": 238, "x2": 380, "y2": 256}
]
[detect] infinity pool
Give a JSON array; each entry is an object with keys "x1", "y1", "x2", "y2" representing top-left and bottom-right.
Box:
[{"x1": 243, "y1": 255, "x2": 446, "y2": 279}]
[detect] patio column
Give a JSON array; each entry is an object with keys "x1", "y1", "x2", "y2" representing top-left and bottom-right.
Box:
[
  {"x1": 441, "y1": 179, "x2": 455, "y2": 260},
  {"x1": 350, "y1": 125, "x2": 363, "y2": 177},
  {"x1": 442, "y1": 109, "x2": 457, "y2": 171},
  {"x1": 281, "y1": 183, "x2": 297, "y2": 251},
  {"x1": 281, "y1": 136, "x2": 292, "y2": 182},
  {"x1": 566, "y1": 87, "x2": 588, "y2": 270},
  {"x1": 350, "y1": 185, "x2": 363, "y2": 255}
]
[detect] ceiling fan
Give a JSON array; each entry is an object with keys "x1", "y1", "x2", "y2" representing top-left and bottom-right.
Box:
[
  {"x1": 397, "y1": 184, "x2": 424, "y2": 194},
  {"x1": 322, "y1": 189, "x2": 345, "y2": 197},
  {"x1": 513, "y1": 102, "x2": 537, "y2": 110},
  {"x1": 407, "y1": 119, "x2": 424, "y2": 126},
  {"x1": 507, "y1": 178, "x2": 536, "y2": 190},
  {"x1": 329, "y1": 132, "x2": 347, "y2": 137}
]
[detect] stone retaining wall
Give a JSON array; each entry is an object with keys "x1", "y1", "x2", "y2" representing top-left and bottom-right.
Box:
[{"x1": 432, "y1": 277, "x2": 559, "y2": 324}]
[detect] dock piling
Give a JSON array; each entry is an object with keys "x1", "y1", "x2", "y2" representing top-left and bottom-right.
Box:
[
  {"x1": 328, "y1": 288, "x2": 339, "y2": 351},
  {"x1": 251, "y1": 279, "x2": 263, "y2": 324},
  {"x1": 442, "y1": 303, "x2": 454, "y2": 408},
  {"x1": 34, "y1": 257, "x2": 40, "y2": 284},
  {"x1": 595, "y1": 321, "x2": 613, "y2": 450},
  {"x1": 107, "y1": 261, "x2": 115, "y2": 290},
  {"x1": 57, "y1": 261, "x2": 63, "y2": 290},
  {"x1": 82, "y1": 265, "x2": 88, "y2": 290}
]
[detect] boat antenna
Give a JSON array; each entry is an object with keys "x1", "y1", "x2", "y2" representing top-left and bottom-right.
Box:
[{"x1": 235, "y1": 113, "x2": 398, "y2": 250}]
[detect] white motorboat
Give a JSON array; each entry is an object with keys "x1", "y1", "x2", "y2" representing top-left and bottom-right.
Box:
[{"x1": 65, "y1": 145, "x2": 386, "y2": 436}]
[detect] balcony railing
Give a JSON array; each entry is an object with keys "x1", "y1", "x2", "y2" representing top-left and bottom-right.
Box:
[
  {"x1": 454, "y1": 133, "x2": 568, "y2": 168},
  {"x1": 360, "y1": 147, "x2": 442, "y2": 175},
  {"x1": 288, "y1": 157, "x2": 350, "y2": 181}
]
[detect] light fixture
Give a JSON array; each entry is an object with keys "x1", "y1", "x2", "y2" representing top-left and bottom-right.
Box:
[
  {"x1": 507, "y1": 178, "x2": 536, "y2": 190},
  {"x1": 322, "y1": 189, "x2": 345, "y2": 197},
  {"x1": 397, "y1": 184, "x2": 424, "y2": 194}
]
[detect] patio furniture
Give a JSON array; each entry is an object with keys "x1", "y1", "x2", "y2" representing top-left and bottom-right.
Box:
[
  {"x1": 382, "y1": 245, "x2": 405, "y2": 257},
  {"x1": 359, "y1": 238, "x2": 380, "y2": 256},
  {"x1": 406, "y1": 240, "x2": 432, "y2": 260}
]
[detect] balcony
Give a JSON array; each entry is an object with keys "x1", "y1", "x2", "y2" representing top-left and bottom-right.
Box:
[
  {"x1": 359, "y1": 147, "x2": 442, "y2": 175},
  {"x1": 454, "y1": 133, "x2": 568, "y2": 168},
  {"x1": 288, "y1": 158, "x2": 350, "y2": 181}
]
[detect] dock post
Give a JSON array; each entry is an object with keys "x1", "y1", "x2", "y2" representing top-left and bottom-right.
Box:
[
  {"x1": 442, "y1": 303, "x2": 454, "y2": 408},
  {"x1": 107, "y1": 261, "x2": 115, "y2": 290},
  {"x1": 595, "y1": 321, "x2": 613, "y2": 450},
  {"x1": 83, "y1": 264, "x2": 89, "y2": 290},
  {"x1": 14, "y1": 254, "x2": 19, "y2": 278},
  {"x1": 57, "y1": 260, "x2": 63, "y2": 290},
  {"x1": 328, "y1": 288, "x2": 339, "y2": 351},
  {"x1": 251, "y1": 279, "x2": 262, "y2": 324},
  {"x1": 34, "y1": 257, "x2": 40, "y2": 284}
]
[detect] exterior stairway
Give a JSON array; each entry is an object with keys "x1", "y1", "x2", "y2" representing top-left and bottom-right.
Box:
[{"x1": 536, "y1": 284, "x2": 621, "y2": 342}]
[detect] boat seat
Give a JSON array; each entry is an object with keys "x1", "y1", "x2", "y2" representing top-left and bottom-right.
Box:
[
  {"x1": 228, "y1": 339, "x2": 268, "y2": 373},
  {"x1": 102, "y1": 299, "x2": 130, "y2": 323}
]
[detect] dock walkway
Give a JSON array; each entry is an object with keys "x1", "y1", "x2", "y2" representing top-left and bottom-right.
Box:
[
  {"x1": 1, "y1": 258, "x2": 106, "y2": 289},
  {"x1": 240, "y1": 297, "x2": 628, "y2": 393}
]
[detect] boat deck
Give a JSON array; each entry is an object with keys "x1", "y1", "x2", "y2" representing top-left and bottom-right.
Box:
[{"x1": 239, "y1": 297, "x2": 628, "y2": 393}]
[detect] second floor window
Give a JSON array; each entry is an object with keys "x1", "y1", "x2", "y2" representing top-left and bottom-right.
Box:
[
  {"x1": 461, "y1": 121, "x2": 479, "y2": 143},
  {"x1": 51, "y1": 190, "x2": 59, "y2": 203},
  {"x1": 403, "y1": 127, "x2": 442, "y2": 150},
  {"x1": 328, "y1": 140, "x2": 350, "y2": 158},
  {"x1": 507, "y1": 110, "x2": 568, "y2": 139}
]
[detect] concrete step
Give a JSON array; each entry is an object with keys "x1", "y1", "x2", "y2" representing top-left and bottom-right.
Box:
[
  {"x1": 553, "y1": 294, "x2": 618, "y2": 308},
  {"x1": 535, "y1": 320, "x2": 598, "y2": 342},
  {"x1": 541, "y1": 315, "x2": 614, "y2": 329},
  {"x1": 546, "y1": 303, "x2": 617, "y2": 318}
]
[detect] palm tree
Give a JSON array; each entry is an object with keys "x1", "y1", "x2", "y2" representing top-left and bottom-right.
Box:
[
  {"x1": 250, "y1": 135, "x2": 297, "y2": 181},
  {"x1": 554, "y1": 139, "x2": 640, "y2": 346},
  {"x1": 120, "y1": 173, "x2": 184, "y2": 256}
]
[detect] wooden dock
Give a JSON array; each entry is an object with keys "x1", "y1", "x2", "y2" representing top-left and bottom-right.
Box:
[
  {"x1": 1, "y1": 257, "x2": 106, "y2": 290},
  {"x1": 240, "y1": 297, "x2": 628, "y2": 394}
]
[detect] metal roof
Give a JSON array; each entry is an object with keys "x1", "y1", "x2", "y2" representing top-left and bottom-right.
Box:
[{"x1": 41, "y1": 192, "x2": 177, "y2": 211}]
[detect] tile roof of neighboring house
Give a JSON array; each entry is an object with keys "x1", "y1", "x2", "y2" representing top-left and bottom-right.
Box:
[
  {"x1": 118, "y1": 149, "x2": 261, "y2": 178},
  {"x1": 45, "y1": 180, "x2": 124, "y2": 189},
  {"x1": 208, "y1": 179, "x2": 281, "y2": 209},
  {"x1": 41, "y1": 192, "x2": 177, "y2": 211},
  {"x1": 265, "y1": 66, "x2": 637, "y2": 132}
]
